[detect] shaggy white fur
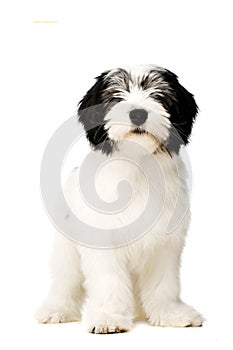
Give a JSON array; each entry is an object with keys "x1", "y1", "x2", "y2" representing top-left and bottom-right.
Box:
[{"x1": 36, "y1": 65, "x2": 203, "y2": 333}]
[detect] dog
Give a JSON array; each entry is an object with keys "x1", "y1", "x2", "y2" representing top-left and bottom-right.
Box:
[{"x1": 36, "y1": 65, "x2": 204, "y2": 333}]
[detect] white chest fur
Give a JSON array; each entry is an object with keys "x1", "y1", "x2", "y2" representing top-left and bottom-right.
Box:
[{"x1": 64, "y1": 147, "x2": 189, "y2": 250}]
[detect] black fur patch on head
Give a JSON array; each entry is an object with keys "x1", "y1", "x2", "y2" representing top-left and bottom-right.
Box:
[
  {"x1": 157, "y1": 69, "x2": 198, "y2": 153},
  {"x1": 78, "y1": 71, "x2": 123, "y2": 155}
]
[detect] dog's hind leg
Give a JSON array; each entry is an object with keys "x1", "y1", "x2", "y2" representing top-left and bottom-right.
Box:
[
  {"x1": 35, "y1": 232, "x2": 84, "y2": 324},
  {"x1": 138, "y1": 233, "x2": 204, "y2": 327}
]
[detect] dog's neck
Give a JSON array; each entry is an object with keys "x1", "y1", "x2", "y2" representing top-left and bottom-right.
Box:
[{"x1": 118, "y1": 134, "x2": 160, "y2": 155}]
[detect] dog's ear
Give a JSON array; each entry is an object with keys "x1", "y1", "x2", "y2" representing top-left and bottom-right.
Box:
[
  {"x1": 78, "y1": 71, "x2": 109, "y2": 126},
  {"x1": 77, "y1": 71, "x2": 114, "y2": 154},
  {"x1": 161, "y1": 70, "x2": 198, "y2": 152}
]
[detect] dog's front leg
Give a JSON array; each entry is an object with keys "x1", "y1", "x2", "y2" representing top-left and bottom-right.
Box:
[{"x1": 80, "y1": 248, "x2": 134, "y2": 334}]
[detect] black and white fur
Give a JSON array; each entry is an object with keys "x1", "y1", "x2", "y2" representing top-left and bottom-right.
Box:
[{"x1": 36, "y1": 65, "x2": 203, "y2": 333}]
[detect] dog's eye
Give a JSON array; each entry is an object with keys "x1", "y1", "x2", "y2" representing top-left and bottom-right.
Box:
[
  {"x1": 108, "y1": 95, "x2": 123, "y2": 103},
  {"x1": 149, "y1": 92, "x2": 160, "y2": 99}
]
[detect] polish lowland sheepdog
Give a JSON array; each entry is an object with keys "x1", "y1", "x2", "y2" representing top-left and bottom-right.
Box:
[{"x1": 36, "y1": 65, "x2": 204, "y2": 333}]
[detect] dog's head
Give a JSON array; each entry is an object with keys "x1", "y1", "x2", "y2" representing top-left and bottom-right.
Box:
[{"x1": 78, "y1": 65, "x2": 198, "y2": 155}]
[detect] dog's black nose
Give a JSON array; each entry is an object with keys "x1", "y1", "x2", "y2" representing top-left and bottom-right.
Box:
[{"x1": 129, "y1": 109, "x2": 148, "y2": 126}]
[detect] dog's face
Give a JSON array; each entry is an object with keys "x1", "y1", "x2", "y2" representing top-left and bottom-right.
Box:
[{"x1": 78, "y1": 65, "x2": 198, "y2": 155}]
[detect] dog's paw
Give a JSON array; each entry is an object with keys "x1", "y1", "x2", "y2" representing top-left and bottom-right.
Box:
[
  {"x1": 35, "y1": 303, "x2": 81, "y2": 324},
  {"x1": 86, "y1": 312, "x2": 133, "y2": 334},
  {"x1": 149, "y1": 302, "x2": 204, "y2": 328},
  {"x1": 90, "y1": 325, "x2": 126, "y2": 334}
]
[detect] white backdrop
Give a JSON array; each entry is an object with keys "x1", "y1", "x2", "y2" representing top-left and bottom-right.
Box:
[{"x1": 0, "y1": 0, "x2": 233, "y2": 349}]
